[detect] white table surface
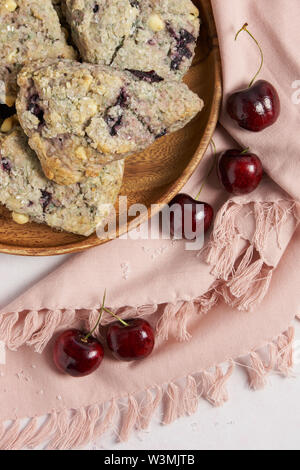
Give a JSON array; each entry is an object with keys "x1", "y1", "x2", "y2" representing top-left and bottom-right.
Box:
[{"x1": 0, "y1": 253, "x2": 299, "y2": 451}]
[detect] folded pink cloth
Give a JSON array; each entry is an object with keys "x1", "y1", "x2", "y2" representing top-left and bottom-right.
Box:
[{"x1": 0, "y1": 0, "x2": 299, "y2": 450}]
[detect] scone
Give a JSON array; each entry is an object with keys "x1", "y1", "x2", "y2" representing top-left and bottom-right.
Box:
[
  {"x1": 0, "y1": 126, "x2": 124, "y2": 236},
  {"x1": 63, "y1": 0, "x2": 200, "y2": 81},
  {"x1": 0, "y1": 0, "x2": 76, "y2": 107},
  {"x1": 16, "y1": 59, "x2": 204, "y2": 185}
]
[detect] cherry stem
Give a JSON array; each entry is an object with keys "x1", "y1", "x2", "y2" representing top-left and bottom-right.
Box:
[
  {"x1": 195, "y1": 139, "x2": 217, "y2": 201},
  {"x1": 83, "y1": 289, "x2": 106, "y2": 342},
  {"x1": 241, "y1": 147, "x2": 250, "y2": 155},
  {"x1": 103, "y1": 307, "x2": 129, "y2": 327},
  {"x1": 235, "y1": 23, "x2": 264, "y2": 88}
]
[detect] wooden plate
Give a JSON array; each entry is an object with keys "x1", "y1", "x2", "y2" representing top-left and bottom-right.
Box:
[{"x1": 0, "y1": 0, "x2": 222, "y2": 256}]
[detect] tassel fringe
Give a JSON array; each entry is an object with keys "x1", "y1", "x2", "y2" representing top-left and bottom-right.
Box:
[
  {"x1": 0, "y1": 293, "x2": 219, "y2": 352},
  {"x1": 0, "y1": 305, "x2": 160, "y2": 353},
  {"x1": 199, "y1": 362, "x2": 234, "y2": 407},
  {"x1": 0, "y1": 326, "x2": 295, "y2": 450},
  {"x1": 236, "y1": 327, "x2": 296, "y2": 390},
  {"x1": 201, "y1": 200, "x2": 298, "y2": 312},
  {"x1": 247, "y1": 345, "x2": 277, "y2": 390},
  {"x1": 163, "y1": 383, "x2": 181, "y2": 425},
  {"x1": 138, "y1": 387, "x2": 162, "y2": 430}
]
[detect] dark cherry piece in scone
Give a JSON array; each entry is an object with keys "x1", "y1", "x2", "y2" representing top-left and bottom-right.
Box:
[
  {"x1": 16, "y1": 59, "x2": 204, "y2": 185},
  {"x1": 0, "y1": 126, "x2": 124, "y2": 236},
  {"x1": 63, "y1": 0, "x2": 200, "y2": 81},
  {"x1": 0, "y1": 0, "x2": 75, "y2": 107}
]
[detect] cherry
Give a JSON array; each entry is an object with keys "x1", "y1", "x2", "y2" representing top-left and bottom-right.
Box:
[
  {"x1": 53, "y1": 329, "x2": 104, "y2": 377},
  {"x1": 227, "y1": 24, "x2": 280, "y2": 132},
  {"x1": 53, "y1": 292, "x2": 106, "y2": 377},
  {"x1": 218, "y1": 149, "x2": 263, "y2": 195},
  {"x1": 168, "y1": 141, "x2": 216, "y2": 239},
  {"x1": 169, "y1": 194, "x2": 214, "y2": 239},
  {"x1": 227, "y1": 79, "x2": 280, "y2": 132},
  {"x1": 106, "y1": 318, "x2": 155, "y2": 362}
]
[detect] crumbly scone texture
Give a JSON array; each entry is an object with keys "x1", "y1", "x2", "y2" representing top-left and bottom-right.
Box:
[
  {"x1": 16, "y1": 59, "x2": 204, "y2": 185},
  {"x1": 63, "y1": 0, "x2": 200, "y2": 81},
  {"x1": 0, "y1": 0, "x2": 76, "y2": 107},
  {"x1": 0, "y1": 127, "x2": 124, "y2": 236}
]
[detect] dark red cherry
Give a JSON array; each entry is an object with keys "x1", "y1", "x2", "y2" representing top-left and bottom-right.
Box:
[
  {"x1": 227, "y1": 80, "x2": 280, "y2": 132},
  {"x1": 53, "y1": 329, "x2": 104, "y2": 377},
  {"x1": 169, "y1": 194, "x2": 214, "y2": 239},
  {"x1": 218, "y1": 149, "x2": 263, "y2": 195},
  {"x1": 106, "y1": 318, "x2": 155, "y2": 361}
]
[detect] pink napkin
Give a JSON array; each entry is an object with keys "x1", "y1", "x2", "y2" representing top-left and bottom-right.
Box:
[{"x1": 0, "y1": 0, "x2": 299, "y2": 450}]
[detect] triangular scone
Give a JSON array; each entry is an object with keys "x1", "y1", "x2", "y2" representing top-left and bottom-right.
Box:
[
  {"x1": 16, "y1": 59, "x2": 204, "y2": 185},
  {"x1": 0, "y1": 127, "x2": 124, "y2": 236},
  {"x1": 63, "y1": 0, "x2": 200, "y2": 81},
  {"x1": 0, "y1": 0, "x2": 76, "y2": 107}
]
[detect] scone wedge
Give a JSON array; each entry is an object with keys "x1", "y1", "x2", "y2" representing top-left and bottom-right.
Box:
[
  {"x1": 0, "y1": 126, "x2": 124, "y2": 236},
  {"x1": 16, "y1": 59, "x2": 204, "y2": 185},
  {"x1": 0, "y1": 0, "x2": 76, "y2": 107},
  {"x1": 63, "y1": 0, "x2": 200, "y2": 81}
]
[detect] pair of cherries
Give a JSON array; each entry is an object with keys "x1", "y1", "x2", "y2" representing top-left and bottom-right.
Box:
[
  {"x1": 169, "y1": 23, "x2": 280, "y2": 239},
  {"x1": 53, "y1": 292, "x2": 155, "y2": 377}
]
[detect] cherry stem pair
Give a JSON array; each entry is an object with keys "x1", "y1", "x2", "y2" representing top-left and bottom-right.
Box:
[
  {"x1": 194, "y1": 139, "x2": 217, "y2": 201},
  {"x1": 83, "y1": 290, "x2": 129, "y2": 342},
  {"x1": 235, "y1": 23, "x2": 264, "y2": 88}
]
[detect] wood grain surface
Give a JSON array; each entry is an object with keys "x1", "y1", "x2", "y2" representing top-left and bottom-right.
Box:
[{"x1": 0, "y1": 0, "x2": 222, "y2": 256}]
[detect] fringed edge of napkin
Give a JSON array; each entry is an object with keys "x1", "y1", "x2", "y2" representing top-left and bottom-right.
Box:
[
  {"x1": 0, "y1": 199, "x2": 298, "y2": 351},
  {"x1": 201, "y1": 199, "x2": 298, "y2": 307},
  {"x1": 0, "y1": 325, "x2": 296, "y2": 450}
]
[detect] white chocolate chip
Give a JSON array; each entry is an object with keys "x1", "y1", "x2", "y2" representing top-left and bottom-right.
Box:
[
  {"x1": 12, "y1": 212, "x2": 29, "y2": 225},
  {"x1": 4, "y1": 0, "x2": 17, "y2": 12},
  {"x1": 190, "y1": 4, "x2": 199, "y2": 17},
  {"x1": 80, "y1": 99, "x2": 98, "y2": 120},
  {"x1": 6, "y1": 50, "x2": 16, "y2": 62},
  {"x1": 69, "y1": 109, "x2": 81, "y2": 122},
  {"x1": 148, "y1": 14, "x2": 165, "y2": 32},
  {"x1": 87, "y1": 100, "x2": 98, "y2": 115},
  {"x1": 75, "y1": 146, "x2": 87, "y2": 161},
  {"x1": 81, "y1": 74, "x2": 93, "y2": 91}
]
